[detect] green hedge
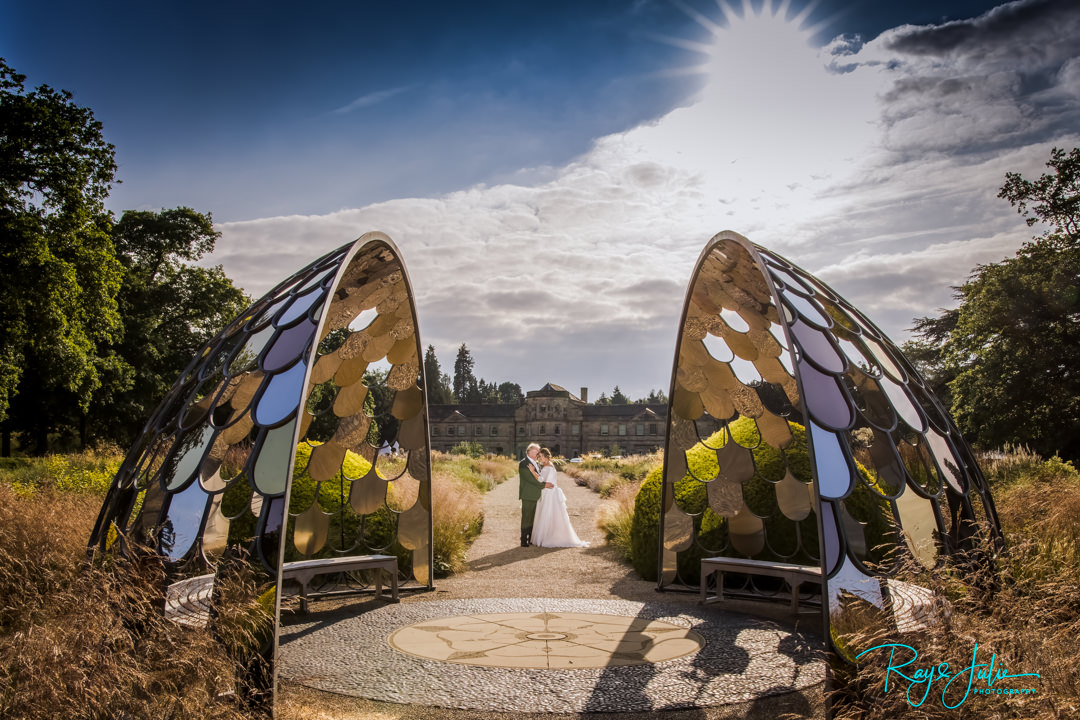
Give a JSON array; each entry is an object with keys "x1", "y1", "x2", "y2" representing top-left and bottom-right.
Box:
[{"x1": 631, "y1": 416, "x2": 892, "y2": 583}]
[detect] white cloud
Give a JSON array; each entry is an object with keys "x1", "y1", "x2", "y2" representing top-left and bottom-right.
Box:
[
  {"x1": 330, "y1": 84, "x2": 418, "y2": 114},
  {"x1": 212, "y1": 0, "x2": 1080, "y2": 399}
]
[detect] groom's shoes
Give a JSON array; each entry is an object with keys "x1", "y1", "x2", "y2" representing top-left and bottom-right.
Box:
[{"x1": 521, "y1": 529, "x2": 531, "y2": 547}]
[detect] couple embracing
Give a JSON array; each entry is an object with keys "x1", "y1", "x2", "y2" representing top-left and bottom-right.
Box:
[{"x1": 517, "y1": 442, "x2": 589, "y2": 548}]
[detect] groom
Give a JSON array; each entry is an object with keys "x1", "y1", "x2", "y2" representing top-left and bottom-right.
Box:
[{"x1": 518, "y1": 442, "x2": 544, "y2": 547}]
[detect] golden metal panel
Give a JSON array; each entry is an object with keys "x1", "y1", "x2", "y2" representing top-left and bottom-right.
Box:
[
  {"x1": 729, "y1": 382, "x2": 765, "y2": 418},
  {"x1": 706, "y1": 478, "x2": 743, "y2": 517},
  {"x1": 665, "y1": 445, "x2": 688, "y2": 483},
  {"x1": 386, "y1": 337, "x2": 418, "y2": 365},
  {"x1": 663, "y1": 504, "x2": 694, "y2": 552},
  {"x1": 392, "y1": 385, "x2": 424, "y2": 420},
  {"x1": 293, "y1": 501, "x2": 330, "y2": 557},
  {"x1": 716, "y1": 438, "x2": 755, "y2": 484},
  {"x1": 331, "y1": 412, "x2": 372, "y2": 449},
  {"x1": 349, "y1": 467, "x2": 388, "y2": 515},
  {"x1": 776, "y1": 469, "x2": 813, "y2": 521},
  {"x1": 219, "y1": 410, "x2": 254, "y2": 445},
  {"x1": 333, "y1": 380, "x2": 369, "y2": 417},
  {"x1": 389, "y1": 318, "x2": 415, "y2": 341},
  {"x1": 406, "y1": 450, "x2": 429, "y2": 485},
  {"x1": 676, "y1": 366, "x2": 709, "y2": 393},
  {"x1": 398, "y1": 502, "x2": 428, "y2": 550},
  {"x1": 412, "y1": 541, "x2": 431, "y2": 585},
  {"x1": 728, "y1": 504, "x2": 766, "y2": 557},
  {"x1": 311, "y1": 351, "x2": 343, "y2": 384},
  {"x1": 389, "y1": 473, "x2": 420, "y2": 511},
  {"x1": 755, "y1": 411, "x2": 793, "y2": 449},
  {"x1": 230, "y1": 371, "x2": 264, "y2": 410},
  {"x1": 334, "y1": 355, "x2": 369, "y2": 388},
  {"x1": 307, "y1": 441, "x2": 346, "y2": 483},
  {"x1": 362, "y1": 331, "x2": 396, "y2": 362},
  {"x1": 661, "y1": 548, "x2": 678, "y2": 585},
  {"x1": 397, "y1": 413, "x2": 427, "y2": 451},
  {"x1": 201, "y1": 493, "x2": 230, "y2": 558},
  {"x1": 671, "y1": 385, "x2": 704, "y2": 421},
  {"x1": 894, "y1": 485, "x2": 939, "y2": 570},
  {"x1": 387, "y1": 360, "x2": 419, "y2": 391}
]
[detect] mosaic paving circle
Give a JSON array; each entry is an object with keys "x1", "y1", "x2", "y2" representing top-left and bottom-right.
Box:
[
  {"x1": 388, "y1": 611, "x2": 705, "y2": 668},
  {"x1": 278, "y1": 598, "x2": 825, "y2": 713}
]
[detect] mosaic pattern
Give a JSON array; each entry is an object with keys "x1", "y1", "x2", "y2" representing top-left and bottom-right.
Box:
[
  {"x1": 279, "y1": 598, "x2": 824, "y2": 712},
  {"x1": 88, "y1": 232, "x2": 432, "y2": 713},
  {"x1": 389, "y1": 611, "x2": 705, "y2": 668},
  {"x1": 659, "y1": 231, "x2": 1000, "y2": 666}
]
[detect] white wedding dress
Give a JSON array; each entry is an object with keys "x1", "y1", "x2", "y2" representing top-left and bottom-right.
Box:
[{"x1": 531, "y1": 466, "x2": 589, "y2": 548}]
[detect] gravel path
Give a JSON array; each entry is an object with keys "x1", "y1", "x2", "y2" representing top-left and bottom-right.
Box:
[
  {"x1": 428, "y1": 471, "x2": 651, "y2": 602},
  {"x1": 278, "y1": 472, "x2": 827, "y2": 720}
]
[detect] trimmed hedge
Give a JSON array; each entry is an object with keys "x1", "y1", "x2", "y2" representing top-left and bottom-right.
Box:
[{"x1": 631, "y1": 416, "x2": 892, "y2": 583}]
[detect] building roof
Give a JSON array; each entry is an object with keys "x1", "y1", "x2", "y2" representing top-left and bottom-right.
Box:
[
  {"x1": 581, "y1": 403, "x2": 668, "y2": 419},
  {"x1": 429, "y1": 403, "x2": 519, "y2": 421},
  {"x1": 526, "y1": 382, "x2": 582, "y2": 401}
]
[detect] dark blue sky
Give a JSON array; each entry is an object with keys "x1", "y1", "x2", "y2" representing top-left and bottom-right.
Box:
[{"x1": 3, "y1": 0, "x2": 1008, "y2": 221}]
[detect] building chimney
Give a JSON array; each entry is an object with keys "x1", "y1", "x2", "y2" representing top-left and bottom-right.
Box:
[{"x1": 580, "y1": 387, "x2": 589, "y2": 403}]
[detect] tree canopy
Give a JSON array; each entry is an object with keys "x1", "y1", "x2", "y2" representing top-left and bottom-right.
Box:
[
  {"x1": 0, "y1": 60, "x2": 247, "y2": 454},
  {"x1": 909, "y1": 147, "x2": 1080, "y2": 460},
  {"x1": 0, "y1": 58, "x2": 121, "y2": 450}
]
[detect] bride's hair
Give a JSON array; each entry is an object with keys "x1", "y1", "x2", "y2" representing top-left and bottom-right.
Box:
[{"x1": 538, "y1": 448, "x2": 552, "y2": 461}]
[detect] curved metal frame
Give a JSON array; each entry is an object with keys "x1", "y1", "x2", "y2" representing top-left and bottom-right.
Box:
[
  {"x1": 89, "y1": 232, "x2": 433, "y2": 715},
  {"x1": 658, "y1": 231, "x2": 1001, "y2": 704}
]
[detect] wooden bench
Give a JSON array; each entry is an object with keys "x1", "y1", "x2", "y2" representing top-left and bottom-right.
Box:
[
  {"x1": 700, "y1": 556, "x2": 822, "y2": 613},
  {"x1": 282, "y1": 554, "x2": 399, "y2": 612}
]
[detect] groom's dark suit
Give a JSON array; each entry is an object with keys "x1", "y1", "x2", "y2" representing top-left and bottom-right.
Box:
[{"x1": 518, "y1": 455, "x2": 544, "y2": 546}]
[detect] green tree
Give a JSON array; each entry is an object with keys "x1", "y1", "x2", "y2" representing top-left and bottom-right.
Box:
[
  {"x1": 912, "y1": 147, "x2": 1080, "y2": 460},
  {"x1": 453, "y1": 343, "x2": 477, "y2": 402},
  {"x1": 0, "y1": 59, "x2": 121, "y2": 453},
  {"x1": 609, "y1": 385, "x2": 629, "y2": 404},
  {"x1": 422, "y1": 345, "x2": 453, "y2": 403},
  {"x1": 497, "y1": 381, "x2": 523, "y2": 404},
  {"x1": 85, "y1": 208, "x2": 247, "y2": 446}
]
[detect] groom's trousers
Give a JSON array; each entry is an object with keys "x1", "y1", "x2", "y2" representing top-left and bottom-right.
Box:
[{"x1": 521, "y1": 499, "x2": 538, "y2": 545}]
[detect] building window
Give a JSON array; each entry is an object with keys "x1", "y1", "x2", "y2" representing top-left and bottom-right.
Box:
[
  {"x1": 600, "y1": 424, "x2": 609, "y2": 435},
  {"x1": 619, "y1": 424, "x2": 627, "y2": 436},
  {"x1": 636, "y1": 423, "x2": 644, "y2": 436},
  {"x1": 649, "y1": 423, "x2": 658, "y2": 435},
  {"x1": 554, "y1": 424, "x2": 560, "y2": 435},
  {"x1": 540, "y1": 405, "x2": 547, "y2": 413},
  {"x1": 540, "y1": 424, "x2": 546, "y2": 434},
  {"x1": 475, "y1": 425, "x2": 482, "y2": 435},
  {"x1": 518, "y1": 426, "x2": 524, "y2": 435},
  {"x1": 490, "y1": 425, "x2": 498, "y2": 436},
  {"x1": 433, "y1": 427, "x2": 440, "y2": 436},
  {"x1": 459, "y1": 425, "x2": 466, "y2": 436},
  {"x1": 571, "y1": 424, "x2": 580, "y2": 434},
  {"x1": 447, "y1": 426, "x2": 455, "y2": 436}
]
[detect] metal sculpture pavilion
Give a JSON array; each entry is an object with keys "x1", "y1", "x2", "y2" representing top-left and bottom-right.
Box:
[
  {"x1": 89, "y1": 232, "x2": 432, "y2": 713},
  {"x1": 659, "y1": 231, "x2": 1001, "y2": 695}
]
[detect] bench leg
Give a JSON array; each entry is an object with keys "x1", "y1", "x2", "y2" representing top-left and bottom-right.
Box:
[
  {"x1": 790, "y1": 580, "x2": 800, "y2": 613},
  {"x1": 390, "y1": 568, "x2": 399, "y2": 602},
  {"x1": 300, "y1": 582, "x2": 310, "y2": 614},
  {"x1": 375, "y1": 571, "x2": 383, "y2": 600}
]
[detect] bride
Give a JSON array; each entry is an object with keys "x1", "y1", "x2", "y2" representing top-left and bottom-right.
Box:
[{"x1": 530, "y1": 448, "x2": 589, "y2": 548}]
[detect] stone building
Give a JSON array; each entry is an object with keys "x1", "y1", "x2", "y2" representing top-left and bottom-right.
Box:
[{"x1": 429, "y1": 383, "x2": 719, "y2": 457}]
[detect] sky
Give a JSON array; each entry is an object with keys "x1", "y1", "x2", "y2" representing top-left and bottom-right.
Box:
[{"x1": 5, "y1": 0, "x2": 1080, "y2": 401}]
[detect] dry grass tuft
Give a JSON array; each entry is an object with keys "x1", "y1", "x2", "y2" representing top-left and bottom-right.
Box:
[
  {"x1": 0, "y1": 484, "x2": 268, "y2": 720},
  {"x1": 832, "y1": 450, "x2": 1080, "y2": 719},
  {"x1": 429, "y1": 471, "x2": 485, "y2": 575}
]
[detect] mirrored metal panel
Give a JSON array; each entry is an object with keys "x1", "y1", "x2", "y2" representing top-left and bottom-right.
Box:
[
  {"x1": 660, "y1": 231, "x2": 1001, "y2": 713},
  {"x1": 89, "y1": 232, "x2": 432, "y2": 717}
]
